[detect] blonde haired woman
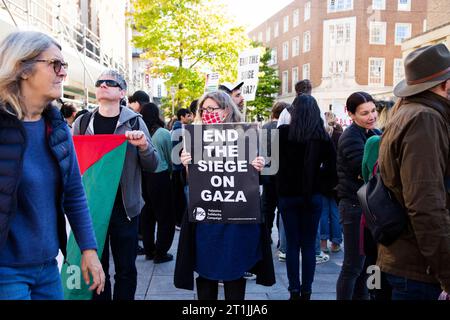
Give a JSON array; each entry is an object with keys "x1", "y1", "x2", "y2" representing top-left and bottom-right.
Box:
[{"x1": 0, "y1": 31, "x2": 104, "y2": 299}]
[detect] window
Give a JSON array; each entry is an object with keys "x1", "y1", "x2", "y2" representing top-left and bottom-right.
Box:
[
  {"x1": 283, "y1": 41, "x2": 289, "y2": 60},
  {"x1": 282, "y1": 70, "x2": 289, "y2": 94},
  {"x1": 283, "y1": 16, "x2": 289, "y2": 33},
  {"x1": 368, "y1": 58, "x2": 385, "y2": 86},
  {"x1": 292, "y1": 37, "x2": 300, "y2": 57},
  {"x1": 393, "y1": 58, "x2": 404, "y2": 86},
  {"x1": 398, "y1": 0, "x2": 411, "y2": 11},
  {"x1": 266, "y1": 27, "x2": 271, "y2": 42},
  {"x1": 328, "y1": 21, "x2": 352, "y2": 45},
  {"x1": 395, "y1": 23, "x2": 412, "y2": 45},
  {"x1": 274, "y1": 22, "x2": 279, "y2": 38},
  {"x1": 328, "y1": 0, "x2": 353, "y2": 13},
  {"x1": 304, "y1": 2, "x2": 311, "y2": 21},
  {"x1": 258, "y1": 32, "x2": 263, "y2": 43},
  {"x1": 372, "y1": 0, "x2": 386, "y2": 10},
  {"x1": 329, "y1": 60, "x2": 350, "y2": 75},
  {"x1": 336, "y1": 24, "x2": 344, "y2": 44},
  {"x1": 302, "y1": 63, "x2": 310, "y2": 80},
  {"x1": 269, "y1": 48, "x2": 278, "y2": 65},
  {"x1": 293, "y1": 9, "x2": 299, "y2": 28},
  {"x1": 303, "y1": 31, "x2": 311, "y2": 52},
  {"x1": 369, "y1": 21, "x2": 387, "y2": 45},
  {"x1": 292, "y1": 67, "x2": 299, "y2": 92}
]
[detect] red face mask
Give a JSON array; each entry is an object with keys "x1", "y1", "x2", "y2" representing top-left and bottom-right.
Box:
[{"x1": 202, "y1": 111, "x2": 224, "y2": 124}]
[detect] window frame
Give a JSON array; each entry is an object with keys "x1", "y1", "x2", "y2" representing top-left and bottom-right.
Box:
[
  {"x1": 369, "y1": 21, "x2": 387, "y2": 45},
  {"x1": 395, "y1": 23, "x2": 412, "y2": 45},
  {"x1": 368, "y1": 57, "x2": 385, "y2": 86}
]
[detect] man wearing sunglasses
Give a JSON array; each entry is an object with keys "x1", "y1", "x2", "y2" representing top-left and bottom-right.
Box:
[{"x1": 73, "y1": 69, "x2": 159, "y2": 300}]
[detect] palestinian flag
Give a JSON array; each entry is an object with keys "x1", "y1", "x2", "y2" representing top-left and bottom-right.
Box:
[{"x1": 61, "y1": 134, "x2": 127, "y2": 300}]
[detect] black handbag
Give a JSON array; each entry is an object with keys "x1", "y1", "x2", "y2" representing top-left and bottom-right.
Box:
[{"x1": 357, "y1": 162, "x2": 407, "y2": 246}]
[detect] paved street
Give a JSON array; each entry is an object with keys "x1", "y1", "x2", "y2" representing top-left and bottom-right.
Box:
[{"x1": 109, "y1": 227, "x2": 344, "y2": 300}]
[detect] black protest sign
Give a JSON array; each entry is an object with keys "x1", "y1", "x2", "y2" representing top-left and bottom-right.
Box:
[{"x1": 185, "y1": 123, "x2": 261, "y2": 223}]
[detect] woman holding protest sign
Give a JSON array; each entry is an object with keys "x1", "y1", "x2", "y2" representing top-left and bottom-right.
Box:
[
  {"x1": 276, "y1": 95, "x2": 337, "y2": 300},
  {"x1": 174, "y1": 91, "x2": 275, "y2": 300}
]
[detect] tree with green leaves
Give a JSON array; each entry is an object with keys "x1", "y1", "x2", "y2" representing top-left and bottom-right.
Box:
[
  {"x1": 130, "y1": 0, "x2": 250, "y2": 116},
  {"x1": 246, "y1": 47, "x2": 281, "y2": 122}
]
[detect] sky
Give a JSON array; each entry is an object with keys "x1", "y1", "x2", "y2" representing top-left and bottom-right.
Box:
[{"x1": 218, "y1": 0, "x2": 294, "y2": 32}]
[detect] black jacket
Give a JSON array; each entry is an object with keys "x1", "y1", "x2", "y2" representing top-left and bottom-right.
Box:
[
  {"x1": 276, "y1": 125, "x2": 337, "y2": 199},
  {"x1": 0, "y1": 105, "x2": 74, "y2": 257},
  {"x1": 336, "y1": 123, "x2": 381, "y2": 202}
]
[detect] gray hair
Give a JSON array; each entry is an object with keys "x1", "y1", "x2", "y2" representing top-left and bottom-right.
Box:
[
  {"x1": 0, "y1": 31, "x2": 61, "y2": 119},
  {"x1": 97, "y1": 69, "x2": 127, "y2": 91},
  {"x1": 195, "y1": 91, "x2": 243, "y2": 123}
]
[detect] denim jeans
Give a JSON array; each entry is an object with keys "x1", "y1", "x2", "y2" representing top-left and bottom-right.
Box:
[
  {"x1": 93, "y1": 200, "x2": 139, "y2": 300},
  {"x1": 320, "y1": 195, "x2": 342, "y2": 245},
  {"x1": 386, "y1": 273, "x2": 442, "y2": 300},
  {"x1": 279, "y1": 194, "x2": 322, "y2": 294},
  {"x1": 336, "y1": 199, "x2": 369, "y2": 300},
  {"x1": 278, "y1": 213, "x2": 287, "y2": 253},
  {"x1": 315, "y1": 228, "x2": 322, "y2": 256},
  {"x1": 0, "y1": 259, "x2": 63, "y2": 300}
]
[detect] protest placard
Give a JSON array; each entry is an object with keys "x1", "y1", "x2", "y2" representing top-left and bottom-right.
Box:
[
  {"x1": 204, "y1": 72, "x2": 220, "y2": 93},
  {"x1": 237, "y1": 48, "x2": 261, "y2": 101},
  {"x1": 184, "y1": 123, "x2": 261, "y2": 223}
]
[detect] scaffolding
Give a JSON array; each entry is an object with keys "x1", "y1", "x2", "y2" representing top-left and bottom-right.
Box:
[{"x1": 0, "y1": 0, "x2": 128, "y2": 106}]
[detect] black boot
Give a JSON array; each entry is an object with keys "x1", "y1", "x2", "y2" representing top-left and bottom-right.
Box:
[
  {"x1": 196, "y1": 276, "x2": 218, "y2": 300},
  {"x1": 224, "y1": 278, "x2": 246, "y2": 300},
  {"x1": 289, "y1": 291, "x2": 301, "y2": 300},
  {"x1": 300, "y1": 291, "x2": 311, "y2": 300}
]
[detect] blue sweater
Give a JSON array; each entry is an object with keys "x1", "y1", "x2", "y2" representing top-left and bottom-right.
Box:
[{"x1": 0, "y1": 116, "x2": 97, "y2": 266}]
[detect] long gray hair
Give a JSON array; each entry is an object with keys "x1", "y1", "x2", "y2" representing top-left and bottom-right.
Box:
[
  {"x1": 195, "y1": 91, "x2": 243, "y2": 123},
  {"x1": 0, "y1": 31, "x2": 61, "y2": 119}
]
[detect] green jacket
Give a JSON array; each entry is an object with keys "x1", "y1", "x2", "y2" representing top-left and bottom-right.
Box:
[
  {"x1": 362, "y1": 135, "x2": 381, "y2": 183},
  {"x1": 379, "y1": 91, "x2": 450, "y2": 292}
]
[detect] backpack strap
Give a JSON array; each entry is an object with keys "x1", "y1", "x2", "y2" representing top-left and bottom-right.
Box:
[
  {"x1": 372, "y1": 160, "x2": 379, "y2": 177},
  {"x1": 79, "y1": 111, "x2": 93, "y2": 135}
]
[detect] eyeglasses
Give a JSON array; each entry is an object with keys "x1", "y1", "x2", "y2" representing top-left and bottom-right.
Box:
[
  {"x1": 95, "y1": 79, "x2": 122, "y2": 89},
  {"x1": 201, "y1": 106, "x2": 222, "y2": 113},
  {"x1": 30, "y1": 59, "x2": 68, "y2": 73}
]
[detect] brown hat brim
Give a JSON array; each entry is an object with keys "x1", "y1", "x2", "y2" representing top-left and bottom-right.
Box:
[{"x1": 393, "y1": 70, "x2": 450, "y2": 97}]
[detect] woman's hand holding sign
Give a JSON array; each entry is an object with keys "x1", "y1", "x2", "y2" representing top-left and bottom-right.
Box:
[
  {"x1": 251, "y1": 156, "x2": 265, "y2": 172},
  {"x1": 180, "y1": 149, "x2": 192, "y2": 167}
]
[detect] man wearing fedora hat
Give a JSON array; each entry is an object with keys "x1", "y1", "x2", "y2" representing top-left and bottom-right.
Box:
[
  {"x1": 378, "y1": 43, "x2": 450, "y2": 300},
  {"x1": 218, "y1": 81, "x2": 245, "y2": 112}
]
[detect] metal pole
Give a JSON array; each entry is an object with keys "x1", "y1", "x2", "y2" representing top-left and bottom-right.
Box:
[
  {"x1": 83, "y1": 24, "x2": 88, "y2": 107},
  {"x1": 26, "y1": 0, "x2": 30, "y2": 25},
  {"x1": 1, "y1": 0, "x2": 18, "y2": 26}
]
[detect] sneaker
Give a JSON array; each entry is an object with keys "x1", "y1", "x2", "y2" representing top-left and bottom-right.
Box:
[
  {"x1": 243, "y1": 272, "x2": 256, "y2": 280},
  {"x1": 331, "y1": 243, "x2": 341, "y2": 252},
  {"x1": 315, "y1": 252, "x2": 330, "y2": 264},
  {"x1": 175, "y1": 225, "x2": 181, "y2": 231},
  {"x1": 136, "y1": 245, "x2": 145, "y2": 255},
  {"x1": 320, "y1": 240, "x2": 329, "y2": 253},
  {"x1": 278, "y1": 251, "x2": 286, "y2": 262}
]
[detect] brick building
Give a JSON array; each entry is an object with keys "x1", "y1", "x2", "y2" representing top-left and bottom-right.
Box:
[
  {"x1": 402, "y1": 0, "x2": 450, "y2": 59},
  {"x1": 248, "y1": 0, "x2": 427, "y2": 125}
]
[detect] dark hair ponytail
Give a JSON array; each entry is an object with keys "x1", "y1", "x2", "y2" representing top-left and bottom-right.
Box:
[
  {"x1": 289, "y1": 95, "x2": 328, "y2": 143},
  {"x1": 345, "y1": 92, "x2": 374, "y2": 114},
  {"x1": 140, "y1": 102, "x2": 165, "y2": 136}
]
